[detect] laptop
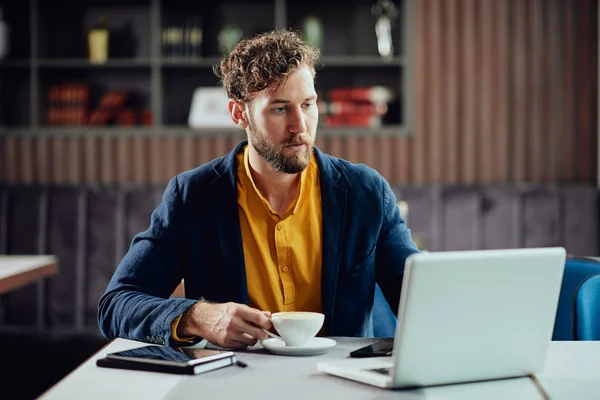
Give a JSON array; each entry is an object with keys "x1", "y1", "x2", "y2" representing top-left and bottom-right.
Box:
[{"x1": 318, "y1": 247, "x2": 567, "y2": 389}]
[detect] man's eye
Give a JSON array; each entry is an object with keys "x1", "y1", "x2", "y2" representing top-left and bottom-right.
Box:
[
  {"x1": 274, "y1": 107, "x2": 287, "y2": 113},
  {"x1": 302, "y1": 103, "x2": 314, "y2": 109}
]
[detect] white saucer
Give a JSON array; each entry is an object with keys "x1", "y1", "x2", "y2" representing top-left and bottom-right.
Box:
[{"x1": 261, "y1": 337, "x2": 337, "y2": 356}]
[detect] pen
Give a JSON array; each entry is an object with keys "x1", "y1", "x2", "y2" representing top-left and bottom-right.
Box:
[{"x1": 236, "y1": 360, "x2": 248, "y2": 368}]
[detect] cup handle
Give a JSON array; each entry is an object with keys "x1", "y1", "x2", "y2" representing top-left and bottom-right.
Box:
[{"x1": 262, "y1": 328, "x2": 282, "y2": 340}]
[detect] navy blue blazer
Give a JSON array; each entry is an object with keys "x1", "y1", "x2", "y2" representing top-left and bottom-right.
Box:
[{"x1": 98, "y1": 140, "x2": 419, "y2": 345}]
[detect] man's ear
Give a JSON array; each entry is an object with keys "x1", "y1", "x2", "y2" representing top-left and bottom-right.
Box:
[{"x1": 229, "y1": 100, "x2": 248, "y2": 129}]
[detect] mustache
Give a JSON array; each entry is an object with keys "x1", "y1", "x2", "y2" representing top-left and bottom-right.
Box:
[{"x1": 283, "y1": 136, "x2": 311, "y2": 146}]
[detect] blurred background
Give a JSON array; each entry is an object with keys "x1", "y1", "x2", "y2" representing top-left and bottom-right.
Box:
[{"x1": 0, "y1": 0, "x2": 597, "y2": 397}]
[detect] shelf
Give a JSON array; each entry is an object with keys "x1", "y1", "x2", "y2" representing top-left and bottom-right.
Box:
[
  {"x1": 319, "y1": 56, "x2": 405, "y2": 68},
  {"x1": 0, "y1": 0, "x2": 411, "y2": 143},
  {"x1": 37, "y1": 59, "x2": 153, "y2": 69},
  {"x1": 160, "y1": 56, "x2": 405, "y2": 69},
  {"x1": 0, "y1": 125, "x2": 409, "y2": 138},
  {"x1": 0, "y1": 60, "x2": 31, "y2": 69},
  {"x1": 161, "y1": 57, "x2": 222, "y2": 68},
  {"x1": 0, "y1": 127, "x2": 155, "y2": 138}
]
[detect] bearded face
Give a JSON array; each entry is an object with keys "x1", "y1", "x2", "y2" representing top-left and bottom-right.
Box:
[{"x1": 247, "y1": 108, "x2": 315, "y2": 174}]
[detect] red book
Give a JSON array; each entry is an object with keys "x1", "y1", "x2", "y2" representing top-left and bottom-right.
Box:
[
  {"x1": 328, "y1": 86, "x2": 394, "y2": 104},
  {"x1": 324, "y1": 114, "x2": 382, "y2": 127},
  {"x1": 324, "y1": 101, "x2": 388, "y2": 116}
]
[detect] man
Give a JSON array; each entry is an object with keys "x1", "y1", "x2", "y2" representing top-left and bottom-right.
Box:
[{"x1": 98, "y1": 30, "x2": 419, "y2": 349}]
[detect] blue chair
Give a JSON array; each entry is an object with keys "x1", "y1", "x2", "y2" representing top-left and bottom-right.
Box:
[
  {"x1": 553, "y1": 257, "x2": 600, "y2": 340},
  {"x1": 373, "y1": 284, "x2": 397, "y2": 337},
  {"x1": 574, "y1": 274, "x2": 600, "y2": 340}
]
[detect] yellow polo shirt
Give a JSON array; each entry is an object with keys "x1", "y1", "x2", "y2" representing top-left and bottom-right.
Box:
[
  {"x1": 172, "y1": 145, "x2": 322, "y2": 341},
  {"x1": 237, "y1": 145, "x2": 322, "y2": 314}
]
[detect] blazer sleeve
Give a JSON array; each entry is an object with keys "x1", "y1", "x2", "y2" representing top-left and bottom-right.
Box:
[
  {"x1": 375, "y1": 177, "x2": 421, "y2": 312},
  {"x1": 97, "y1": 175, "x2": 198, "y2": 346}
]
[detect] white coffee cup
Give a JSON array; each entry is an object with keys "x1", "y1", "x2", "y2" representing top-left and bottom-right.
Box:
[{"x1": 268, "y1": 312, "x2": 324, "y2": 347}]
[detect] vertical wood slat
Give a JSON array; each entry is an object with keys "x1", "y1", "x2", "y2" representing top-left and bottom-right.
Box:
[
  {"x1": 116, "y1": 137, "x2": 131, "y2": 183},
  {"x1": 496, "y1": 0, "x2": 510, "y2": 182},
  {"x1": 511, "y1": 0, "x2": 527, "y2": 182},
  {"x1": 429, "y1": 0, "x2": 443, "y2": 183},
  {"x1": 377, "y1": 136, "x2": 391, "y2": 181},
  {"x1": 36, "y1": 137, "x2": 49, "y2": 184},
  {"x1": 479, "y1": 0, "x2": 493, "y2": 182},
  {"x1": 0, "y1": 138, "x2": 4, "y2": 183},
  {"x1": 164, "y1": 136, "x2": 179, "y2": 182},
  {"x1": 100, "y1": 137, "x2": 114, "y2": 185},
  {"x1": 213, "y1": 136, "x2": 228, "y2": 161},
  {"x1": 198, "y1": 137, "x2": 212, "y2": 166},
  {"x1": 68, "y1": 138, "x2": 81, "y2": 184},
  {"x1": 19, "y1": 137, "x2": 34, "y2": 184},
  {"x1": 315, "y1": 136, "x2": 327, "y2": 155},
  {"x1": 546, "y1": 0, "x2": 560, "y2": 181},
  {"x1": 181, "y1": 136, "x2": 196, "y2": 173},
  {"x1": 149, "y1": 137, "x2": 163, "y2": 184},
  {"x1": 412, "y1": 0, "x2": 428, "y2": 184},
  {"x1": 576, "y1": 0, "x2": 597, "y2": 182},
  {"x1": 445, "y1": 0, "x2": 459, "y2": 183},
  {"x1": 360, "y1": 137, "x2": 374, "y2": 168},
  {"x1": 84, "y1": 137, "x2": 98, "y2": 184},
  {"x1": 562, "y1": 0, "x2": 576, "y2": 181},
  {"x1": 345, "y1": 136, "x2": 359, "y2": 165},
  {"x1": 529, "y1": 0, "x2": 544, "y2": 182},
  {"x1": 50, "y1": 138, "x2": 61, "y2": 184},
  {"x1": 328, "y1": 136, "x2": 343, "y2": 159},
  {"x1": 461, "y1": 0, "x2": 476, "y2": 183},
  {"x1": 6, "y1": 137, "x2": 18, "y2": 184},
  {"x1": 132, "y1": 136, "x2": 147, "y2": 183}
]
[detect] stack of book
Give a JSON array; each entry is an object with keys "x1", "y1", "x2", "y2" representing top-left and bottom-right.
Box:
[
  {"x1": 46, "y1": 85, "x2": 152, "y2": 127},
  {"x1": 46, "y1": 84, "x2": 89, "y2": 126},
  {"x1": 87, "y1": 90, "x2": 129, "y2": 126},
  {"x1": 319, "y1": 86, "x2": 394, "y2": 128}
]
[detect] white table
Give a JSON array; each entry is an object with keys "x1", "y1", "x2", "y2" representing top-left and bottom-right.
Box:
[
  {"x1": 39, "y1": 338, "x2": 600, "y2": 400},
  {"x1": 0, "y1": 255, "x2": 58, "y2": 295}
]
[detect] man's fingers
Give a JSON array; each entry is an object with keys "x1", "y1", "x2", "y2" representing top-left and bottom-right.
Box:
[
  {"x1": 236, "y1": 305, "x2": 271, "y2": 329},
  {"x1": 242, "y1": 322, "x2": 270, "y2": 340},
  {"x1": 229, "y1": 332, "x2": 258, "y2": 347}
]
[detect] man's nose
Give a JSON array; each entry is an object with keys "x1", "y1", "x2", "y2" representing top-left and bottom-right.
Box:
[{"x1": 288, "y1": 108, "x2": 307, "y2": 134}]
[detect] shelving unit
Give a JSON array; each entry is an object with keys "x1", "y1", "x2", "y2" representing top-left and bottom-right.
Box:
[{"x1": 0, "y1": 0, "x2": 412, "y2": 137}]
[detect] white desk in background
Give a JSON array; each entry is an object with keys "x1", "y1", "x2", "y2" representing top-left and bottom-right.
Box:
[
  {"x1": 40, "y1": 337, "x2": 600, "y2": 400},
  {"x1": 0, "y1": 255, "x2": 58, "y2": 295}
]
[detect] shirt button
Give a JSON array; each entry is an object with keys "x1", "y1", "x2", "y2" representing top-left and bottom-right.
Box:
[
  {"x1": 281, "y1": 266, "x2": 289, "y2": 272},
  {"x1": 277, "y1": 224, "x2": 283, "y2": 231}
]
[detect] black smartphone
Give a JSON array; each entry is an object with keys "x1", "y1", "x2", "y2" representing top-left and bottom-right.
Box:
[{"x1": 349, "y1": 338, "x2": 394, "y2": 358}]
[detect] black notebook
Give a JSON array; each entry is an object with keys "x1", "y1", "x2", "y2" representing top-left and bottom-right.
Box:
[{"x1": 96, "y1": 345, "x2": 237, "y2": 375}]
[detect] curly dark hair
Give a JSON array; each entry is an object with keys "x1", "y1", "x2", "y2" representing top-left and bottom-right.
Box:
[{"x1": 214, "y1": 30, "x2": 321, "y2": 102}]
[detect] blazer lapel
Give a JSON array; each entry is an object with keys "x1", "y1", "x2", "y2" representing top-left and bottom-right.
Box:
[
  {"x1": 210, "y1": 142, "x2": 248, "y2": 304},
  {"x1": 316, "y1": 149, "x2": 347, "y2": 335}
]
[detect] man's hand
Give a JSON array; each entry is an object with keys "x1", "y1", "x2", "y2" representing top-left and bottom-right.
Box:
[{"x1": 177, "y1": 301, "x2": 272, "y2": 348}]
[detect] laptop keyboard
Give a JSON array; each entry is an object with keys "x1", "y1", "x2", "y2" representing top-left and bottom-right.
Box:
[{"x1": 366, "y1": 367, "x2": 392, "y2": 376}]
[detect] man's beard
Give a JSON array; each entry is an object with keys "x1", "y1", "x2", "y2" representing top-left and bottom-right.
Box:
[{"x1": 247, "y1": 114, "x2": 314, "y2": 174}]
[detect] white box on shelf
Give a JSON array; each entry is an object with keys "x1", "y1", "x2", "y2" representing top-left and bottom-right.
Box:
[{"x1": 188, "y1": 87, "x2": 236, "y2": 128}]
